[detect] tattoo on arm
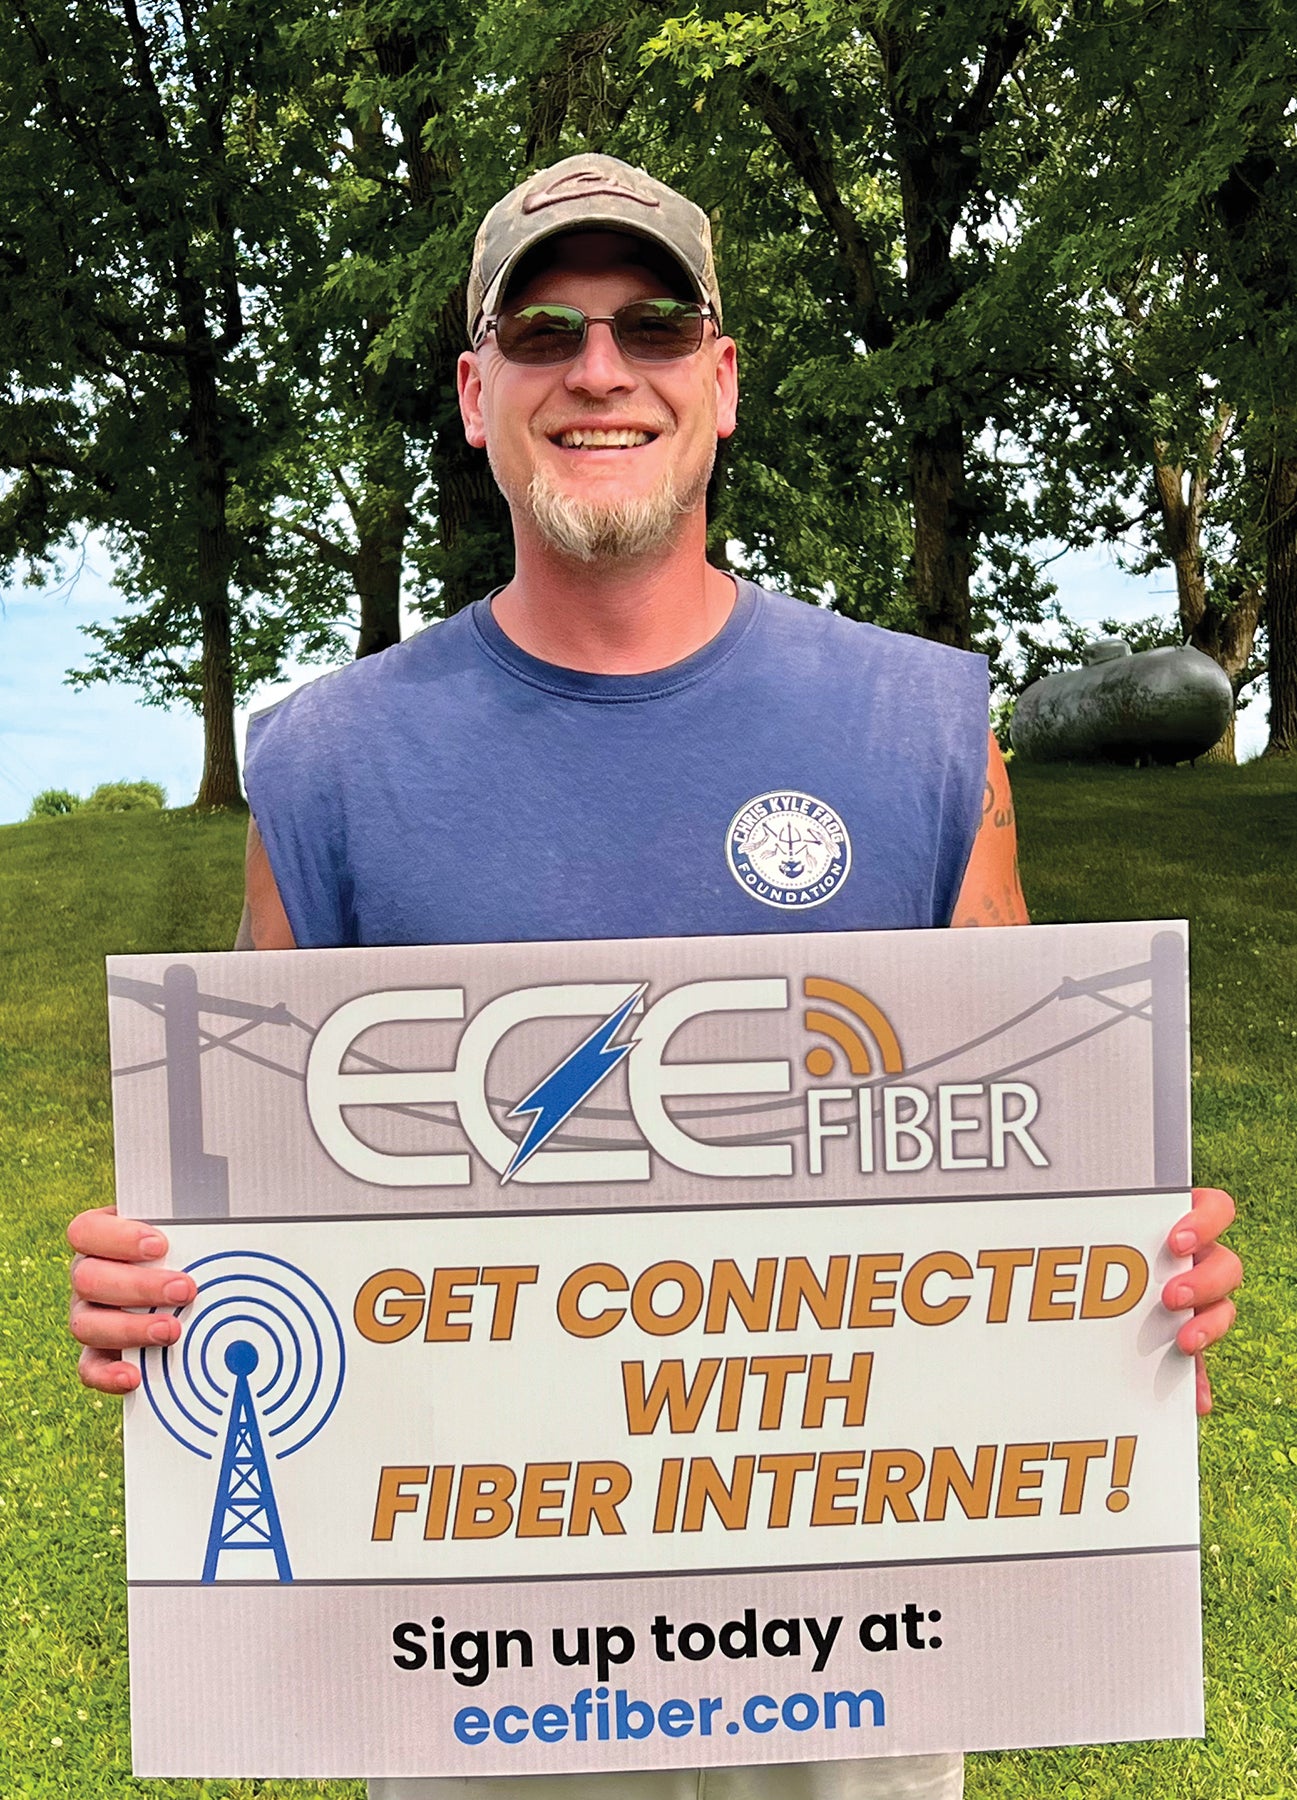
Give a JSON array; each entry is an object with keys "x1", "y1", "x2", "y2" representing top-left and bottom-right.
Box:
[{"x1": 951, "y1": 732, "x2": 1030, "y2": 929}]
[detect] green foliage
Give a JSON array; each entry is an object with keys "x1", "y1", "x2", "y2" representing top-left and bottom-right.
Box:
[
  {"x1": 25, "y1": 789, "x2": 81, "y2": 819},
  {"x1": 0, "y1": 0, "x2": 356, "y2": 805},
  {"x1": 3, "y1": 0, "x2": 1296, "y2": 773},
  {"x1": 81, "y1": 782, "x2": 167, "y2": 814}
]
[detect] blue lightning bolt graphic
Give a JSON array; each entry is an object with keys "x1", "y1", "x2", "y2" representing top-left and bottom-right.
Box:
[{"x1": 502, "y1": 986, "x2": 645, "y2": 1183}]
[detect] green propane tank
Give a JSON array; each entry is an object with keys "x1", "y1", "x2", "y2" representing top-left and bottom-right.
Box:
[{"x1": 1010, "y1": 638, "x2": 1232, "y2": 764}]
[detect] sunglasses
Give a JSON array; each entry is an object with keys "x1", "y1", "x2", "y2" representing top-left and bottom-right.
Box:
[{"x1": 479, "y1": 298, "x2": 715, "y2": 365}]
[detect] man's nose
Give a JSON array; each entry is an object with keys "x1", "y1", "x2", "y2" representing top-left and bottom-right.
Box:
[{"x1": 563, "y1": 320, "x2": 636, "y2": 394}]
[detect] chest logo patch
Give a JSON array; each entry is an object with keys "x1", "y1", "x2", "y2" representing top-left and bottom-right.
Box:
[{"x1": 726, "y1": 790, "x2": 851, "y2": 910}]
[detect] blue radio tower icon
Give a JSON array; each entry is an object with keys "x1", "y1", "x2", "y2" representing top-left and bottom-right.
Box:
[
  {"x1": 204, "y1": 1338, "x2": 292, "y2": 1582},
  {"x1": 140, "y1": 1251, "x2": 346, "y2": 1583}
]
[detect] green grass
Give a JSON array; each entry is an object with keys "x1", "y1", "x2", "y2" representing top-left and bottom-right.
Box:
[
  {"x1": 1, "y1": 766, "x2": 1294, "y2": 1798},
  {"x1": 972, "y1": 761, "x2": 1297, "y2": 1800},
  {"x1": 0, "y1": 809, "x2": 358, "y2": 1800}
]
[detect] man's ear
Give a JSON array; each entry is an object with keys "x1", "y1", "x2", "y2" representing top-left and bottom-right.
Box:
[
  {"x1": 714, "y1": 336, "x2": 739, "y2": 441},
  {"x1": 458, "y1": 350, "x2": 487, "y2": 448}
]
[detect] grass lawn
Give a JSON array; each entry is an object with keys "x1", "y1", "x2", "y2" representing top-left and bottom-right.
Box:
[{"x1": 1, "y1": 762, "x2": 1294, "y2": 1799}]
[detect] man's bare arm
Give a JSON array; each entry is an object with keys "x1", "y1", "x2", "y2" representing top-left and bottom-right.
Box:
[
  {"x1": 950, "y1": 730, "x2": 1029, "y2": 928},
  {"x1": 234, "y1": 816, "x2": 296, "y2": 949}
]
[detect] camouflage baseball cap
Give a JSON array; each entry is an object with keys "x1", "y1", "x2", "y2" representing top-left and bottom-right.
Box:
[{"x1": 467, "y1": 153, "x2": 722, "y2": 343}]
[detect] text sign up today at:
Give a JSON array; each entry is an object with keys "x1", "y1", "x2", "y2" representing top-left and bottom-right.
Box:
[{"x1": 108, "y1": 922, "x2": 1203, "y2": 1777}]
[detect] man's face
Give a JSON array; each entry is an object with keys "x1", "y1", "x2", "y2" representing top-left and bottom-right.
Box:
[{"x1": 458, "y1": 233, "x2": 738, "y2": 561}]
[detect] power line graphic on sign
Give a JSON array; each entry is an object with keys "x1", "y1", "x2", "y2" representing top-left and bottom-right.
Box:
[
  {"x1": 109, "y1": 930, "x2": 1187, "y2": 1188},
  {"x1": 139, "y1": 1251, "x2": 346, "y2": 1582}
]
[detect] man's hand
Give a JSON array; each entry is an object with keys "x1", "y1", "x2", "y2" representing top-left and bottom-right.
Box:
[
  {"x1": 1165, "y1": 1187, "x2": 1241, "y2": 1416},
  {"x1": 67, "y1": 1206, "x2": 197, "y2": 1393}
]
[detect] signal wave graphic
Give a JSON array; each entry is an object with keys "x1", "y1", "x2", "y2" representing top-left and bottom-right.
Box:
[
  {"x1": 140, "y1": 1251, "x2": 346, "y2": 1582},
  {"x1": 802, "y1": 977, "x2": 904, "y2": 1080}
]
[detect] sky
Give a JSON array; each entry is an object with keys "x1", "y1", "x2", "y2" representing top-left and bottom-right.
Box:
[{"x1": 0, "y1": 541, "x2": 1269, "y2": 826}]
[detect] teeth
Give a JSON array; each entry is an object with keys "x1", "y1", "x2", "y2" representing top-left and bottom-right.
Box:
[{"x1": 558, "y1": 429, "x2": 653, "y2": 448}]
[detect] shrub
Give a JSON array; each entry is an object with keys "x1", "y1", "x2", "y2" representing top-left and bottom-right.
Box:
[
  {"x1": 27, "y1": 788, "x2": 83, "y2": 819},
  {"x1": 82, "y1": 780, "x2": 167, "y2": 813}
]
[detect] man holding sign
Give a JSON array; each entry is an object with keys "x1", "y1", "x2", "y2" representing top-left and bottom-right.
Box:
[{"x1": 70, "y1": 156, "x2": 1239, "y2": 1798}]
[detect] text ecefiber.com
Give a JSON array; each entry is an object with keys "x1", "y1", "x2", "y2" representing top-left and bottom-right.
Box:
[{"x1": 451, "y1": 1684, "x2": 886, "y2": 1748}]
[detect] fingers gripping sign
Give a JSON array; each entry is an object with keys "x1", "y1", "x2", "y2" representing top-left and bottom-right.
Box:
[
  {"x1": 67, "y1": 1205, "x2": 196, "y2": 1393},
  {"x1": 1163, "y1": 1187, "x2": 1241, "y2": 1416}
]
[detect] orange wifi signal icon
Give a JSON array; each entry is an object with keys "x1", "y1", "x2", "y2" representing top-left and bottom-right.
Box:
[{"x1": 802, "y1": 977, "x2": 904, "y2": 1079}]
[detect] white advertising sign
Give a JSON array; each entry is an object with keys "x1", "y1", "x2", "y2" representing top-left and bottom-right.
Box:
[{"x1": 108, "y1": 922, "x2": 1203, "y2": 1777}]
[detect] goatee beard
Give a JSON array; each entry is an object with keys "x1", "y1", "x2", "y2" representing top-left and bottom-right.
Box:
[{"x1": 515, "y1": 456, "x2": 713, "y2": 563}]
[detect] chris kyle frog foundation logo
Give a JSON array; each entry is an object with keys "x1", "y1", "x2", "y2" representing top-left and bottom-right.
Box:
[{"x1": 726, "y1": 790, "x2": 851, "y2": 910}]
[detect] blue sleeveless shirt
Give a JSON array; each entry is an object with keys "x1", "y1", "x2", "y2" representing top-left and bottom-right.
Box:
[{"x1": 244, "y1": 582, "x2": 988, "y2": 948}]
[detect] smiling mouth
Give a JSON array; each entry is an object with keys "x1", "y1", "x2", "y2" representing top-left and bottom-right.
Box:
[{"x1": 553, "y1": 428, "x2": 658, "y2": 449}]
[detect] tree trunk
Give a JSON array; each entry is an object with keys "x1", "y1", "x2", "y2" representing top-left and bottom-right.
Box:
[
  {"x1": 1200, "y1": 715, "x2": 1236, "y2": 764},
  {"x1": 370, "y1": 28, "x2": 511, "y2": 617},
  {"x1": 1263, "y1": 453, "x2": 1297, "y2": 757},
  {"x1": 430, "y1": 289, "x2": 513, "y2": 615},
  {"x1": 1151, "y1": 441, "x2": 1209, "y2": 630},
  {"x1": 353, "y1": 425, "x2": 411, "y2": 658},
  {"x1": 355, "y1": 514, "x2": 406, "y2": 657},
  {"x1": 196, "y1": 613, "x2": 242, "y2": 809},
  {"x1": 1190, "y1": 580, "x2": 1263, "y2": 764},
  {"x1": 883, "y1": 28, "x2": 1002, "y2": 651},
  {"x1": 435, "y1": 425, "x2": 514, "y2": 614},
  {"x1": 346, "y1": 106, "x2": 414, "y2": 662},
  {"x1": 894, "y1": 112, "x2": 972, "y2": 648},
  {"x1": 188, "y1": 350, "x2": 243, "y2": 810},
  {"x1": 909, "y1": 419, "x2": 972, "y2": 648},
  {"x1": 1149, "y1": 423, "x2": 1259, "y2": 763}
]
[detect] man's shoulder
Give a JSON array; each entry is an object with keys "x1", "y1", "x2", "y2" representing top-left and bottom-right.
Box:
[
  {"x1": 247, "y1": 610, "x2": 477, "y2": 748},
  {"x1": 748, "y1": 583, "x2": 988, "y2": 674}
]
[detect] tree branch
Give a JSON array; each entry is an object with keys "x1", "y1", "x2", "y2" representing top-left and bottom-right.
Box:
[
  {"x1": 275, "y1": 516, "x2": 357, "y2": 576},
  {"x1": 745, "y1": 69, "x2": 893, "y2": 350},
  {"x1": 953, "y1": 15, "x2": 1036, "y2": 143},
  {"x1": 1187, "y1": 399, "x2": 1235, "y2": 529},
  {"x1": 11, "y1": 1, "x2": 164, "y2": 233},
  {"x1": 117, "y1": 0, "x2": 175, "y2": 155},
  {"x1": 4, "y1": 443, "x2": 119, "y2": 496}
]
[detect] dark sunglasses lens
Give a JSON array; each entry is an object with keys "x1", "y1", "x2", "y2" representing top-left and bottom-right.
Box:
[
  {"x1": 493, "y1": 300, "x2": 706, "y2": 363},
  {"x1": 496, "y1": 305, "x2": 587, "y2": 363},
  {"x1": 615, "y1": 300, "x2": 705, "y2": 359}
]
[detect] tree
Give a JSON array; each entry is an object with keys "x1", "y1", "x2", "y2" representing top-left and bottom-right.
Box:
[
  {"x1": 999, "y1": 257, "x2": 1268, "y2": 761},
  {"x1": 276, "y1": 4, "x2": 651, "y2": 635},
  {"x1": 642, "y1": 0, "x2": 1048, "y2": 649},
  {"x1": 260, "y1": 3, "x2": 515, "y2": 643},
  {"x1": 1215, "y1": 144, "x2": 1297, "y2": 759},
  {"x1": 0, "y1": 0, "x2": 335, "y2": 806},
  {"x1": 993, "y1": 0, "x2": 1296, "y2": 758}
]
